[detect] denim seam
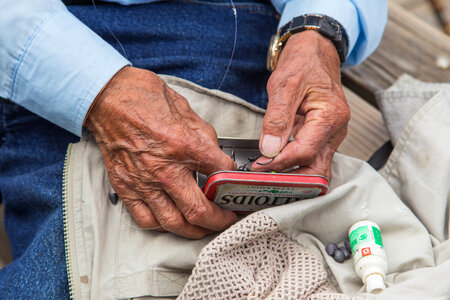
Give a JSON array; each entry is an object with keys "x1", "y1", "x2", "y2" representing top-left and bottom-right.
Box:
[{"x1": 9, "y1": 10, "x2": 65, "y2": 101}]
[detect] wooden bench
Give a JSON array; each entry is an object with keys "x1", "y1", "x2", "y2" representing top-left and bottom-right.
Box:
[
  {"x1": 343, "y1": 1, "x2": 450, "y2": 106},
  {"x1": 339, "y1": 1, "x2": 450, "y2": 160}
]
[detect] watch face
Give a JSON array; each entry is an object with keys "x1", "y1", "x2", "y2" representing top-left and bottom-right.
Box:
[{"x1": 266, "y1": 34, "x2": 280, "y2": 72}]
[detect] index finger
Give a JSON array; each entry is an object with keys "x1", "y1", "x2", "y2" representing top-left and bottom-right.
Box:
[
  {"x1": 185, "y1": 138, "x2": 237, "y2": 175},
  {"x1": 162, "y1": 168, "x2": 238, "y2": 231}
]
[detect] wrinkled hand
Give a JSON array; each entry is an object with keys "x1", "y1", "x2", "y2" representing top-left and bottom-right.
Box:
[
  {"x1": 251, "y1": 31, "x2": 350, "y2": 179},
  {"x1": 85, "y1": 66, "x2": 237, "y2": 239}
]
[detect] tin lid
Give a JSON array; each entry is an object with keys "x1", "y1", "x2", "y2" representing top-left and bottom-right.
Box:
[
  {"x1": 204, "y1": 171, "x2": 328, "y2": 185},
  {"x1": 202, "y1": 171, "x2": 329, "y2": 200}
]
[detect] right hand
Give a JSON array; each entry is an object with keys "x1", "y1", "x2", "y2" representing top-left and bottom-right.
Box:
[{"x1": 84, "y1": 66, "x2": 237, "y2": 239}]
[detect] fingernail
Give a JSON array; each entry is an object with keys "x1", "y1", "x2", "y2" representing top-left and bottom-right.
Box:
[{"x1": 261, "y1": 134, "x2": 281, "y2": 157}]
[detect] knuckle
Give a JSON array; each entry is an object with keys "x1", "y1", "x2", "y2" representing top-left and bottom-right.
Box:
[
  {"x1": 152, "y1": 164, "x2": 170, "y2": 183},
  {"x1": 184, "y1": 136, "x2": 206, "y2": 157},
  {"x1": 142, "y1": 70, "x2": 164, "y2": 86},
  {"x1": 135, "y1": 217, "x2": 156, "y2": 229},
  {"x1": 167, "y1": 132, "x2": 190, "y2": 154},
  {"x1": 184, "y1": 204, "x2": 208, "y2": 225},
  {"x1": 199, "y1": 140, "x2": 220, "y2": 157},
  {"x1": 194, "y1": 141, "x2": 224, "y2": 167},
  {"x1": 159, "y1": 214, "x2": 185, "y2": 230},
  {"x1": 267, "y1": 68, "x2": 297, "y2": 91},
  {"x1": 200, "y1": 150, "x2": 218, "y2": 167},
  {"x1": 319, "y1": 102, "x2": 349, "y2": 131},
  {"x1": 204, "y1": 123, "x2": 218, "y2": 137},
  {"x1": 328, "y1": 90, "x2": 350, "y2": 128},
  {"x1": 336, "y1": 102, "x2": 351, "y2": 126},
  {"x1": 192, "y1": 139, "x2": 211, "y2": 155},
  {"x1": 265, "y1": 117, "x2": 289, "y2": 134},
  {"x1": 318, "y1": 108, "x2": 333, "y2": 125},
  {"x1": 157, "y1": 170, "x2": 184, "y2": 191}
]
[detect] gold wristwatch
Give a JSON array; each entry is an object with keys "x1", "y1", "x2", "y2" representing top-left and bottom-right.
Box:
[{"x1": 267, "y1": 14, "x2": 348, "y2": 72}]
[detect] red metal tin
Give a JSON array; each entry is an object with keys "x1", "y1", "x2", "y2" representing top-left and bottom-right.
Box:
[
  {"x1": 202, "y1": 171, "x2": 328, "y2": 213},
  {"x1": 196, "y1": 138, "x2": 329, "y2": 213}
]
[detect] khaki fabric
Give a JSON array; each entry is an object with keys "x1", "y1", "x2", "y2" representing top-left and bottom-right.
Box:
[
  {"x1": 180, "y1": 75, "x2": 450, "y2": 300},
  {"x1": 64, "y1": 75, "x2": 449, "y2": 299}
]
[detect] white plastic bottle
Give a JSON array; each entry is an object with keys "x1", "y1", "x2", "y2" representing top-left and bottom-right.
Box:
[{"x1": 348, "y1": 221, "x2": 388, "y2": 294}]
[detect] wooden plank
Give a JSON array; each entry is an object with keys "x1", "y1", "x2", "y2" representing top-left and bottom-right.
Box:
[
  {"x1": 338, "y1": 87, "x2": 389, "y2": 161},
  {"x1": 342, "y1": 1, "x2": 450, "y2": 105},
  {"x1": 411, "y1": 0, "x2": 444, "y2": 29},
  {"x1": 391, "y1": 0, "x2": 426, "y2": 10},
  {"x1": 390, "y1": 0, "x2": 450, "y2": 31}
]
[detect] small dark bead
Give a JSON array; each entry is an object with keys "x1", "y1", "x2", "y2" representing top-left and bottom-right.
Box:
[
  {"x1": 108, "y1": 192, "x2": 118, "y2": 205},
  {"x1": 333, "y1": 249, "x2": 346, "y2": 263},
  {"x1": 340, "y1": 246, "x2": 351, "y2": 260},
  {"x1": 325, "y1": 243, "x2": 338, "y2": 256},
  {"x1": 344, "y1": 239, "x2": 352, "y2": 253}
]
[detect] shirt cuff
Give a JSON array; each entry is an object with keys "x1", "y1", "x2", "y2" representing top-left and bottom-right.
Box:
[
  {"x1": 277, "y1": 0, "x2": 360, "y2": 61},
  {"x1": 9, "y1": 9, "x2": 130, "y2": 136}
]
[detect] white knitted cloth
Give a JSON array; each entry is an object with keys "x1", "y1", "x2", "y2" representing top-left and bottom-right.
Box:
[{"x1": 178, "y1": 212, "x2": 362, "y2": 300}]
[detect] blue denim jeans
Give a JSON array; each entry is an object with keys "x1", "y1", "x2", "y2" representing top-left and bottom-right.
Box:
[{"x1": 0, "y1": 1, "x2": 277, "y2": 297}]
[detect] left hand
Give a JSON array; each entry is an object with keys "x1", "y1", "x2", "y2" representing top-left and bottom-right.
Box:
[{"x1": 251, "y1": 30, "x2": 350, "y2": 179}]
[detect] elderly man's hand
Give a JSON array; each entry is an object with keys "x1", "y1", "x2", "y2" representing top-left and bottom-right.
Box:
[
  {"x1": 251, "y1": 31, "x2": 350, "y2": 179},
  {"x1": 85, "y1": 66, "x2": 237, "y2": 239}
]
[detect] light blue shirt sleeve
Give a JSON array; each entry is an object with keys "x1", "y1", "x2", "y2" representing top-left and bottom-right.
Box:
[
  {"x1": 0, "y1": 0, "x2": 130, "y2": 136},
  {"x1": 0, "y1": 0, "x2": 386, "y2": 137},
  {"x1": 270, "y1": 0, "x2": 388, "y2": 67}
]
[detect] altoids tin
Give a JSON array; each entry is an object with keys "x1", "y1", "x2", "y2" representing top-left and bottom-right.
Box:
[{"x1": 197, "y1": 138, "x2": 329, "y2": 213}]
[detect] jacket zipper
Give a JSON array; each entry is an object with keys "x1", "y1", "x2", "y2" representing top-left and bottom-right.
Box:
[{"x1": 62, "y1": 143, "x2": 75, "y2": 299}]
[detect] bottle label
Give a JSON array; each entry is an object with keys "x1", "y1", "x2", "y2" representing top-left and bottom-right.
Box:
[
  {"x1": 372, "y1": 226, "x2": 383, "y2": 247},
  {"x1": 349, "y1": 225, "x2": 384, "y2": 253}
]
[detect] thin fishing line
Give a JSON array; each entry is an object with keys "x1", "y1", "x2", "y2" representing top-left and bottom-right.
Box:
[
  {"x1": 91, "y1": 0, "x2": 129, "y2": 60},
  {"x1": 217, "y1": 0, "x2": 238, "y2": 92}
]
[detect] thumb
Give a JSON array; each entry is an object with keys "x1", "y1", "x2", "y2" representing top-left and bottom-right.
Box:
[{"x1": 260, "y1": 93, "x2": 296, "y2": 158}]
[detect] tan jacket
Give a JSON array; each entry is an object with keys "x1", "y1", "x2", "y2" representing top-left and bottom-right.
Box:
[{"x1": 63, "y1": 75, "x2": 450, "y2": 299}]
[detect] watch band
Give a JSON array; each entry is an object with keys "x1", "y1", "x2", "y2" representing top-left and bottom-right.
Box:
[
  {"x1": 267, "y1": 14, "x2": 349, "y2": 71},
  {"x1": 279, "y1": 14, "x2": 348, "y2": 64}
]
